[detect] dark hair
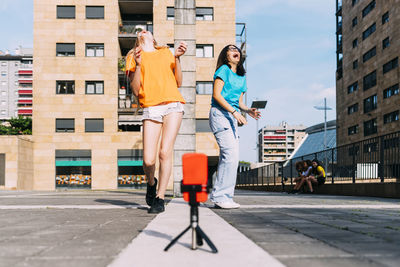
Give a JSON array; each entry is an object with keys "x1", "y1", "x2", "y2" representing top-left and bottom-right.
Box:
[
  {"x1": 295, "y1": 161, "x2": 303, "y2": 172},
  {"x1": 311, "y1": 159, "x2": 323, "y2": 175},
  {"x1": 216, "y1": 45, "x2": 246, "y2": 76}
]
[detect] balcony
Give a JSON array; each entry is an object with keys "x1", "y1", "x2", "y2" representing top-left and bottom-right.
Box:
[
  {"x1": 119, "y1": 0, "x2": 153, "y2": 16},
  {"x1": 336, "y1": 21, "x2": 342, "y2": 34},
  {"x1": 18, "y1": 70, "x2": 32, "y2": 75},
  {"x1": 18, "y1": 89, "x2": 33, "y2": 94},
  {"x1": 119, "y1": 21, "x2": 153, "y2": 56},
  {"x1": 18, "y1": 78, "x2": 33, "y2": 84},
  {"x1": 19, "y1": 63, "x2": 33, "y2": 70},
  {"x1": 18, "y1": 99, "x2": 32, "y2": 104},
  {"x1": 18, "y1": 109, "x2": 32, "y2": 115}
]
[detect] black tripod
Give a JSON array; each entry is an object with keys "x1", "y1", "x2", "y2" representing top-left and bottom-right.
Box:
[{"x1": 164, "y1": 183, "x2": 218, "y2": 253}]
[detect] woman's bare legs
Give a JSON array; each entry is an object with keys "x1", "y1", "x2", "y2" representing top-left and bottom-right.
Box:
[
  {"x1": 142, "y1": 120, "x2": 163, "y2": 186},
  {"x1": 306, "y1": 177, "x2": 314, "y2": 192},
  {"x1": 157, "y1": 112, "x2": 183, "y2": 199}
]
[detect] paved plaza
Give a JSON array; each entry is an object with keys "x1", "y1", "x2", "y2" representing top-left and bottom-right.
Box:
[{"x1": 0, "y1": 190, "x2": 400, "y2": 267}]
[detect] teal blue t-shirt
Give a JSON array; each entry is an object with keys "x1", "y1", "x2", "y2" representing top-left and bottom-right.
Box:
[{"x1": 211, "y1": 64, "x2": 247, "y2": 111}]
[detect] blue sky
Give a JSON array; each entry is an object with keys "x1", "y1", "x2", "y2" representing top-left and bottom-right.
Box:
[
  {"x1": 0, "y1": 0, "x2": 33, "y2": 53},
  {"x1": 236, "y1": 0, "x2": 337, "y2": 162},
  {"x1": 0, "y1": 0, "x2": 336, "y2": 162}
]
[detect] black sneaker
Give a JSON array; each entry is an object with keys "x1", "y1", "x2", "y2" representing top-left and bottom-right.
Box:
[
  {"x1": 146, "y1": 178, "x2": 158, "y2": 206},
  {"x1": 148, "y1": 197, "x2": 165, "y2": 214}
]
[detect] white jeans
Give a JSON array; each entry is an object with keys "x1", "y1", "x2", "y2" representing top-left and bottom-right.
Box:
[{"x1": 209, "y1": 106, "x2": 239, "y2": 203}]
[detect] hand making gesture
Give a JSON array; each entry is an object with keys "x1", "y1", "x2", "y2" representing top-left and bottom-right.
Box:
[{"x1": 175, "y1": 41, "x2": 187, "y2": 58}]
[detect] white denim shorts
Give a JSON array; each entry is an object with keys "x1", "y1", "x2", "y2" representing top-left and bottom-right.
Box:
[{"x1": 142, "y1": 102, "x2": 184, "y2": 123}]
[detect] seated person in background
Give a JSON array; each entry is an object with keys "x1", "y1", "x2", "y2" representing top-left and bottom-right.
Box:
[
  {"x1": 306, "y1": 159, "x2": 326, "y2": 193},
  {"x1": 289, "y1": 160, "x2": 312, "y2": 194}
]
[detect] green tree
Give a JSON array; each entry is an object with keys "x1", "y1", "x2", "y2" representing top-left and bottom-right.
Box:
[{"x1": 0, "y1": 116, "x2": 32, "y2": 135}]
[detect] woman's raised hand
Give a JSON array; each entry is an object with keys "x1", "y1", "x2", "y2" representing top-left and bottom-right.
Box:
[
  {"x1": 247, "y1": 108, "x2": 261, "y2": 120},
  {"x1": 175, "y1": 41, "x2": 187, "y2": 58},
  {"x1": 233, "y1": 111, "x2": 247, "y2": 125},
  {"x1": 134, "y1": 46, "x2": 142, "y2": 65}
]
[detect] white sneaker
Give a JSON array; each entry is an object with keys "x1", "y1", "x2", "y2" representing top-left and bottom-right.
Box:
[{"x1": 214, "y1": 201, "x2": 240, "y2": 209}]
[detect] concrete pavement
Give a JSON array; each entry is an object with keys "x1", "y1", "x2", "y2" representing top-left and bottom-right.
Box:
[{"x1": 0, "y1": 190, "x2": 400, "y2": 267}]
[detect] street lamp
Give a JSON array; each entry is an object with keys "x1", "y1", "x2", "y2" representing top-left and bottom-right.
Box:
[
  {"x1": 313, "y1": 97, "x2": 332, "y2": 171},
  {"x1": 251, "y1": 100, "x2": 268, "y2": 162}
]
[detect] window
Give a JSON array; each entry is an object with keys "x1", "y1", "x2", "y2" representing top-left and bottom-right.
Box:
[
  {"x1": 1, "y1": 71, "x2": 6, "y2": 77},
  {"x1": 382, "y1": 12, "x2": 389, "y2": 24},
  {"x1": 167, "y1": 7, "x2": 174, "y2": 20},
  {"x1": 362, "y1": 23, "x2": 376, "y2": 40},
  {"x1": 86, "y1": 44, "x2": 104, "y2": 57},
  {"x1": 363, "y1": 70, "x2": 376, "y2": 91},
  {"x1": 383, "y1": 84, "x2": 399, "y2": 99},
  {"x1": 1, "y1": 91, "x2": 6, "y2": 96},
  {"x1": 85, "y1": 119, "x2": 104, "y2": 132},
  {"x1": 352, "y1": 38, "x2": 358, "y2": 48},
  {"x1": 384, "y1": 111, "x2": 399, "y2": 124},
  {"x1": 196, "y1": 82, "x2": 213, "y2": 94},
  {"x1": 1, "y1": 62, "x2": 6, "y2": 66},
  {"x1": 86, "y1": 81, "x2": 104, "y2": 94},
  {"x1": 353, "y1": 60, "x2": 358, "y2": 70},
  {"x1": 196, "y1": 8, "x2": 213, "y2": 21},
  {"x1": 348, "y1": 103, "x2": 359, "y2": 115},
  {"x1": 86, "y1": 6, "x2": 104, "y2": 19},
  {"x1": 383, "y1": 57, "x2": 398, "y2": 74},
  {"x1": 347, "y1": 81, "x2": 358, "y2": 94},
  {"x1": 383, "y1": 37, "x2": 390, "y2": 49},
  {"x1": 56, "y1": 43, "x2": 75, "y2": 56},
  {"x1": 362, "y1": 1, "x2": 376, "y2": 17},
  {"x1": 352, "y1": 0, "x2": 360, "y2": 6},
  {"x1": 56, "y1": 119, "x2": 74, "y2": 132},
  {"x1": 348, "y1": 125, "x2": 358, "y2": 135},
  {"x1": 56, "y1": 81, "x2": 75, "y2": 94},
  {"x1": 1, "y1": 100, "x2": 6, "y2": 106},
  {"x1": 196, "y1": 45, "x2": 213, "y2": 58},
  {"x1": 364, "y1": 94, "x2": 377, "y2": 113},
  {"x1": 196, "y1": 119, "x2": 212, "y2": 132},
  {"x1": 57, "y1": 6, "x2": 75, "y2": 19},
  {"x1": 352, "y1": 17, "x2": 358, "y2": 27},
  {"x1": 363, "y1": 46, "x2": 376, "y2": 62},
  {"x1": 364, "y1": 118, "x2": 377, "y2": 136}
]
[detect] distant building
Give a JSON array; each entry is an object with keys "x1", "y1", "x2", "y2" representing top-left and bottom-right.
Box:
[
  {"x1": 258, "y1": 122, "x2": 306, "y2": 164},
  {"x1": 0, "y1": 47, "x2": 33, "y2": 119},
  {"x1": 335, "y1": 0, "x2": 399, "y2": 146}
]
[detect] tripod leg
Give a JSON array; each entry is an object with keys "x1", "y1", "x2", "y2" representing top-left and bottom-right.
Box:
[
  {"x1": 164, "y1": 225, "x2": 191, "y2": 251},
  {"x1": 196, "y1": 228, "x2": 203, "y2": 246},
  {"x1": 196, "y1": 226, "x2": 218, "y2": 253}
]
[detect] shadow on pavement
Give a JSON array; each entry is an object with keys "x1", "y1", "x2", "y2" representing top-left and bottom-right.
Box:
[{"x1": 95, "y1": 199, "x2": 141, "y2": 206}]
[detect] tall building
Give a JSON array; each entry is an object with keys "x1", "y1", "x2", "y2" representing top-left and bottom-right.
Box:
[
  {"x1": 31, "y1": 0, "x2": 238, "y2": 190},
  {"x1": 336, "y1": 0, "x2": 400, "y2": 146},
  {"x1": 0, "y1": 48, "x2": 33, "y2": 119},
  {"x1": 258, "y1": 122, "x2": 306, "y2": 164}
]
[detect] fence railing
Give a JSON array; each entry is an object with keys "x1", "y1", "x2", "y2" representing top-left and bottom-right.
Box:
[{"x1": 237, "y1": 131, "x2": 400, "y2": 187}]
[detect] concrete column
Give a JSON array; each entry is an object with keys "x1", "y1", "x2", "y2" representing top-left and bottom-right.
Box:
[{"x1": 173, "y1": 0, "x2": 196, "y2": 196}]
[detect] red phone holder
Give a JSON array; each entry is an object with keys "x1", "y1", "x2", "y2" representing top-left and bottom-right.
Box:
[{"x1": 164, "y1": 153, "x2": 217, "y2": 253}]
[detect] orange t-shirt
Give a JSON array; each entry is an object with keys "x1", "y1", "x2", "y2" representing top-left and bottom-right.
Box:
[{"x1": 125, "y1": 48, "x2": 186, "y2": 107}]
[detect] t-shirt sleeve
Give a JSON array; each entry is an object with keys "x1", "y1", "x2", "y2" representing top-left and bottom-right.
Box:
[
  {"x1": 317, "y1": 166, "x2": 326, "y2": 177},
  {"x1": 214, "y1": 65, "x2": 229, "y2": 82},
  {"x1": 243, "y1": 77, "x2": 248, "y2": 93},
  {"x1": 125, "y1": 52, "x2": 136, "y2": 75}
]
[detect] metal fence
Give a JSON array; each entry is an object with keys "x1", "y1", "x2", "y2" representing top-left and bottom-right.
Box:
[{"x1": 237, "y1": 131, "x2": 400, "y2": 186}]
